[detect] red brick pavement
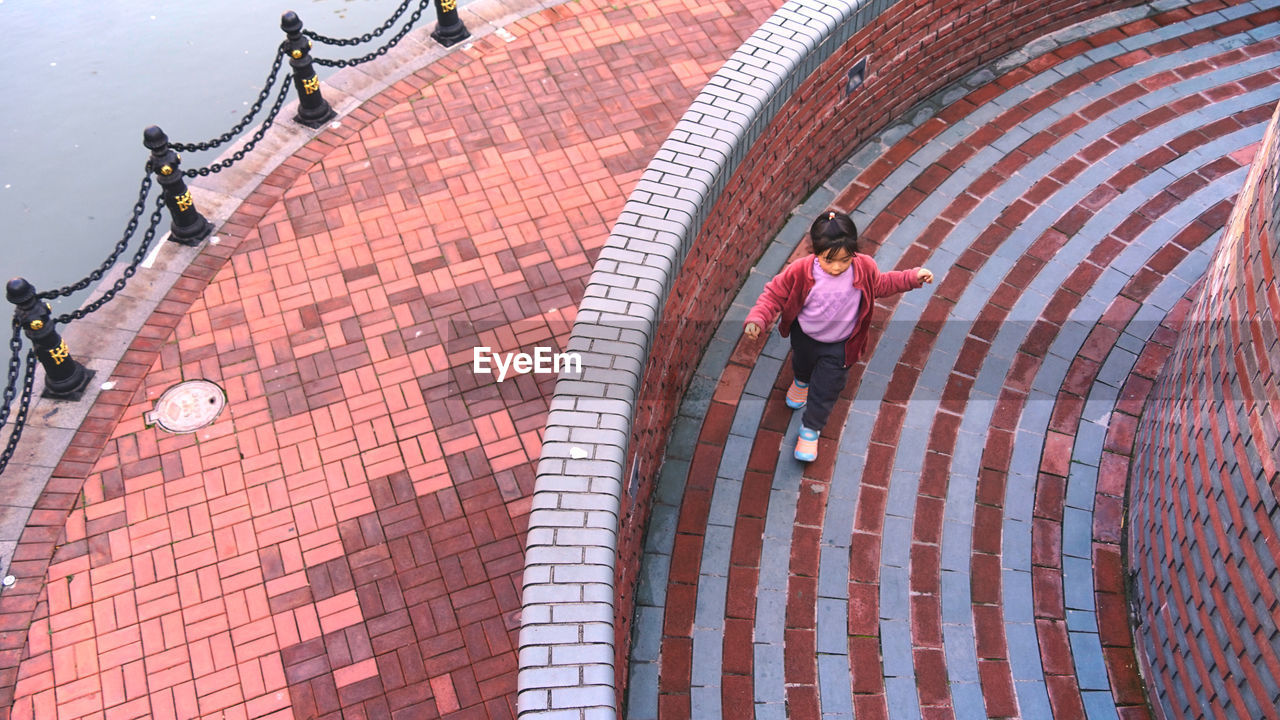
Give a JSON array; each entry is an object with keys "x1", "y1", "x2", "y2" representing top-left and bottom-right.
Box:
[{"x1": 0, "y1": 0, "x2": 783, "y2": 717}]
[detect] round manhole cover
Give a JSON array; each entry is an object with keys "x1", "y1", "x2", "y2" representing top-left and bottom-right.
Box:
[{"x1": 145, "y1": 379, "x2": 226, "y2": 433}]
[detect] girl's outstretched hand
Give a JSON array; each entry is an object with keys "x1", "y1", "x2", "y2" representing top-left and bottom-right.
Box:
[
  {"x1": 744, "y1": 322, "x2": 761, "y2": 339},
  {"x1": 918, "y1": 268, "x2": 935, "y2": 284}
]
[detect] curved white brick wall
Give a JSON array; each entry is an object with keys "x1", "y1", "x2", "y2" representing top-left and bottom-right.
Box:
[
  {"x1": 514, "y1": 0, "x2": 1143, "y2": 714},
  {"x1": 516, "y1": 2, "x2": 897, "y2": 716}
]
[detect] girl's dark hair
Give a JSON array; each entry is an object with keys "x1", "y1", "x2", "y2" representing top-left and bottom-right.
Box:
[{"x1": 809, "y1": 210, "x2": 859, "y2": 258}]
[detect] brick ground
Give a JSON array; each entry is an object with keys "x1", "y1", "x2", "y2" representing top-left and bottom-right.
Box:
[{"x1": 0, "y1": 0, "x2": 783, "y2": 718}]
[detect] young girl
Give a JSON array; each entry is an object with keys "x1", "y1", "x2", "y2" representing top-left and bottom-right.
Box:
[{"x1": 744, "y1": 210, "x2": 933, "y2": 461}]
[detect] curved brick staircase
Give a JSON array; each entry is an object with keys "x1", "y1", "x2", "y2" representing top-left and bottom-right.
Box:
[{"x1": 628, "y1": 1, "x2": 1280, "y2": 717}]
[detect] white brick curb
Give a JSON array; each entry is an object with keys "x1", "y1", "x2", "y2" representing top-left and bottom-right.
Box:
[{"x1": 516, "y1": 1, "x2": 879, "y2": 716}]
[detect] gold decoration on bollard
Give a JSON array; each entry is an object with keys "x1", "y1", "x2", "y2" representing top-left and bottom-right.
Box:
[
  {"x1": 29, "y1": 320, "x2": 43, "y2": 331},
  {"x1": 291, "y1": 49, "x2": 303, "y2": 59},
  {"x1": 303, "y1": 76, "x2": 320, "y2": 94},
  {"x1": 49, "y1": 340, "x2": 69, "y2": 365},
  {"x1": 160, "y1": 165, "x2": 174, "y2": 176},
  {"x1": 442, "y1": 0, "x2": 457, "y2": 11},
  {"x1": 175, "y1": 191, "x2": 194, "y2": 212}
]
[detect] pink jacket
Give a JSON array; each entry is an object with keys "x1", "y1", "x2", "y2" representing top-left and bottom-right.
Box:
[{"x1": 745, "y1": 253, "x2": 923, "y2": 366}]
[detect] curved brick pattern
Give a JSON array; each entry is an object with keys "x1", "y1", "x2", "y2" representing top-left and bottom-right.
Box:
[
  {"x1": 627, "y1": 1, "x2": 1280, "y2": 718},
  {"x1": 526, "y1": 0, "x2": 1161, "y2": 715},
  {"x1": 0, "y1": 0, "x2": 788, "y2": 719},
  {"x1": 1130, "y1": 78, "x2": 1280, "y2": 720}
]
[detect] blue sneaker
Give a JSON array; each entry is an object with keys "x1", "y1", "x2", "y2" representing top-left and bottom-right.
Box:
[
  {"x1": 795, "y1": 426, "x2": 819, "y2": 462},
  {"x1": 786, "y1": 380, "x2": 808, "y2": 409}
]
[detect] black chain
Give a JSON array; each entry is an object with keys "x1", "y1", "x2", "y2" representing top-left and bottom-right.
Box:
[
  {"x1": 57, "y1": 194, "x2": 166, "y2": 324},
  {"x1": 0, "y1": 320, "x2": 24, "y2": 436},
  {"x1": 1, "y1": 139, "x2": 158, "y2": 474},
  {"x1": 0, "y1": 319, "x2": 36, "y2": 475},
  {"x1": 36, "y1": 174, "x2": 154, "y2": 301},
  {"x1": 172, "y1": 45, "x2": 288, "y2": 154},
  {"x1": 304, "y1": 0, "x2": 416, "y2": 45},
  {"x1": 32, "y1": 47, "x2": 286, "y2": 302},
  {"x1": 1, "y1": 3, "x2": 434, "y2": 476},
  {"x1": 314, "y1": 0, "x2": 431, "y2": 68},
  {"x1": 184, "y1": 72, "x2": 295, "y2": 177}
]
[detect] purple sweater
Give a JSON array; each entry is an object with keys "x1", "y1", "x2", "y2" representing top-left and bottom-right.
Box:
[{"x1": 745, "y1": 253, "x2": 923, "y2": 366}]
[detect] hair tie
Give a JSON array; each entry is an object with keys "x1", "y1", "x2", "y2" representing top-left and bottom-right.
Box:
[{"x1": 828, "y1": 211, "x2": 835, "y2": 220}]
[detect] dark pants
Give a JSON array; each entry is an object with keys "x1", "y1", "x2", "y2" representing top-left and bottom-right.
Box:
[{"x1": 789, "y1": 323, "x2": 849, "y2": 432}]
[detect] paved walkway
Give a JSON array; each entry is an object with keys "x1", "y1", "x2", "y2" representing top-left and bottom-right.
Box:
[
  {"x1": 0, "y1": 0, "x2": 782, "y2": 718},
  {"x1": 629, "y1": 1, "x2": 1280, "y2": 718},
  {"x1": 0, "y1": 0, "x2": 1276, "y2": 719}
]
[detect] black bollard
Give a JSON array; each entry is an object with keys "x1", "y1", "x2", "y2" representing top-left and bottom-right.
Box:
[
  {"x1": 431, "y1": 0, "x2": 470, "y2": 47},
  {"x1": 6, "y1": 279, "x2": 93, "y2": 400},
  {"x1": 282, "y1": 12, "x2": 337, "y2": 128},
  {"x1": 144, "y1": 126, "x2": 213, "y2": 247}
]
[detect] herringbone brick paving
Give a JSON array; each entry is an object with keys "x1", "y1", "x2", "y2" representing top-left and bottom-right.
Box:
[{"x1": 0, "y1": 0, "x2": 782, "y2": 718}]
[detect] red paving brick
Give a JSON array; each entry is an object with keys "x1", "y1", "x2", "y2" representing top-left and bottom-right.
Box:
[{"x1": 0, "y1": 0, "x2": 781, "y2": 718}]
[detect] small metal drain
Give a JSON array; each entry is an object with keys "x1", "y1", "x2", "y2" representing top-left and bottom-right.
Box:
[{"x1": 145, "y1": 379, "x2": 226, "y2": 433}]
